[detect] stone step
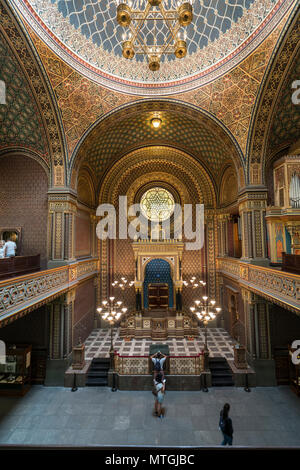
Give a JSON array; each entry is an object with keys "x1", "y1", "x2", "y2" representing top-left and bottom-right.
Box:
[
  {"x1": 212, "y1": 376, "x2": 235, "y2": 386},
  {"x1": 86, "y1": 377, "x2": 108, "y2": 386},
  {"x1": 87, "y1": 371, "x2": 108, "y2": 378}
]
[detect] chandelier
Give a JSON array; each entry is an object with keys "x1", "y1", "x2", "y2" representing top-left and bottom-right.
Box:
[
  {"x1": 112, "y1": 277, "x2": 135, "y2": 289},
  {"x1": 183, "y1": 277, "x2": 206, "y2": 289},
  {"x1": 116, "y1": 0, "x2": 193, "y2": 71}
]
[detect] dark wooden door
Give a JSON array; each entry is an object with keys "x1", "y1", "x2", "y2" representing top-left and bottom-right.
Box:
[{"x1": 148, "y1": 283, "x2": 169, "y2": 309}]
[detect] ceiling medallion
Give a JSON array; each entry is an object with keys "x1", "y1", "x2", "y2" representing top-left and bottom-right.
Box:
[{"x1": 116, "y1": 0, "x2": 193, "y2": 71}]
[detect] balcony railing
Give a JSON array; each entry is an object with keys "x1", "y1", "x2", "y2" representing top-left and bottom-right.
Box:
[
  {"x1": 0, "y1": 258, "x2": 99, "y2": 326},
  {"x1": 217, "y1": 257, "x2": 300, "y2": 312},
  {"x1": 114, "y1": 353, "x2": 204, "y2": 375}
]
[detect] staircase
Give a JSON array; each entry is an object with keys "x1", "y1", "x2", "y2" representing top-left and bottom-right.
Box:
[
  {"x1": 209, "y1": 357, "x2": 234, "y2": 386},
  {"x1": 86, "y1": 358, "x2": 110, "y2": 386}
]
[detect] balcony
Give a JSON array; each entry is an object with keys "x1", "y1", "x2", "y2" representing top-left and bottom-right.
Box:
[
  {"x1": 217, "y1": 257, "x2": 300, "y2": 313},
  {"x1": 0, "y1": 258, "x2": 99, "y2": 327}
]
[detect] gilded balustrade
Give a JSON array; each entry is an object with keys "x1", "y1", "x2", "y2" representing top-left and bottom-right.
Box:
[
  {"x1": 114, "y1": 353, "x2": 204, "y2": 375},
  {"x1": 217, "y1": 257, "x2": 300, "y2": 313},
  {"x1": 0, "y1": 258, "x2": 98, "y2": 326}
]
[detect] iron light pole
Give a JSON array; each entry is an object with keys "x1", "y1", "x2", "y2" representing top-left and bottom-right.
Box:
[
  {"x1": 97, "y1": 297, "x2": 127, "y2": 392},
  {"x1": 190, "y1": 296, "x2": 221, "y2": 391}
]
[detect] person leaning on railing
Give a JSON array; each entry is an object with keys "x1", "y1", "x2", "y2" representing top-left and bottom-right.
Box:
[{"x1": 150, "y1": 351, "x2": 167, "y2": 380}]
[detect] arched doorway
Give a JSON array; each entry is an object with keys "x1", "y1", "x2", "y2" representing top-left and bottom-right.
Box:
[{"x1": 143, "y1": 259, "x2": 173, "y2": 310}]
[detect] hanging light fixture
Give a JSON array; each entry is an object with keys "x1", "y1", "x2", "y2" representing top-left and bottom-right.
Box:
[
  {"x1": 151, "y1": 116, "x2": 162, "y2": 129},
  {"x1": 116, "y1": 0, "x2": 193, "y2": 71}
]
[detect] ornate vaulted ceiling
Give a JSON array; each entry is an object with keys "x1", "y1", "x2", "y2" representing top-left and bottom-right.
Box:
[
  {"x1": 268, "y1": 50, "x2": 300, "y2": 156},
  {"x1": 247, "y1": 9, "x2": 300, "y2": 183},
  {"x1": 12, "y1": 0, "x2": 293, "y2": 95},
  {"x1": 0, "y1": 0, "x2": 298, "y2": 189},
  {"x1": 26, "y1": 9, "x2": 286, "y2": 160},
  {"x1": 72, "y1": 100, "x2": 243, "y2": 186},
  {"x1": 0, "y1": 27, "x2": 48, "y2": 160},
  {"x1": 0, "y1": 1, "x2": 67, "y2": 185}
]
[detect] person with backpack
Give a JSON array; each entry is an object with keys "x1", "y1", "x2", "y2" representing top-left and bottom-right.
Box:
[
  {"x1": 153, "y1": 373, "x2": 165, "y2": 419},
  {"x1": 150, "y1": 351, "x2": 167, "y2": 380},
  {"x1": 219, "y1": 403, "x2": 233, "y2": 446}
]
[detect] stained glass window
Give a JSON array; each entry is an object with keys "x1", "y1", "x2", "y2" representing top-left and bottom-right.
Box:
[{"x1": 140, "y1": 187, "x2": 175, "y2": 221}]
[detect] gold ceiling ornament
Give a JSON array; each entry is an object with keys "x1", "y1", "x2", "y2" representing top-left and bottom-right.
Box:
[{"x1": 116, "y1": 0, "x2": 193, "y2": 71}]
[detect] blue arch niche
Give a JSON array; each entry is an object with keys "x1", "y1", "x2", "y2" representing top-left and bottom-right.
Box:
[{"x1": 143, "y1": 258, "x2": 173, "y2": 309}]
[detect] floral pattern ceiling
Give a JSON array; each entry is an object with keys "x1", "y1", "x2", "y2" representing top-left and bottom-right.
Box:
[{"x1": 13, "y1": 0, "x2": 291, "y2": 94}]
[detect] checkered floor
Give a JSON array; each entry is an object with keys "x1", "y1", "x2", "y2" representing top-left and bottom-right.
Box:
[{"x1": 84, "y1": 328, "x2": 234, "y2": 360}]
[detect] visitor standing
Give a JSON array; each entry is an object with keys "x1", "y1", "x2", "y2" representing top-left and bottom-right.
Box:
[
  {"x1": 219, "y1": 403, "x2": 233, "y2": 446},
  {"x1": 153, "y1": 373, "x2": 165, "y2": 419},
  {"x1": 4, "y1": 237, "x2": 17, "y2": 258},
  {"x1": 0, "y1": 240, "x2": 5, "y2": 258}
]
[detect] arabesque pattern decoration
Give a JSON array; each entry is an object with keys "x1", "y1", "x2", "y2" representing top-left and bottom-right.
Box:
[
  {"x1": 26, "y1": 29, "x2": 135, "y2": 157},
  {"x1": 114, "y1": 354, "x2": 203, "y2": 375},
  {"x1": 20, "y1": 3, "x2": 290, "y2": 163},
  {"x1": 12, "y1": 0, "x2": 291, "y2": 95},
  {"x1": 0, "y1": 29, "x2": 48, "y2": 159},
  {"x1": 73, "y1": 101, "x2": 243, "y2": 186},
  {"x1": 0, "y1": 1, "x2": 66, "y2": 185},
  {"x1": 268, "y1": 52, "x2": 300, "y2": 155},
  {"x1": 0, "y1": 258, "x2": 98, "y2": 327},
  {"x1": 247, "y1": 10, "x2": 300, "y2": 183},
  {"x1": 217, "y1": 257, "x2": 300, "y2": 313},
  {"x1": 173, "y1": 17, "x2": 284, "y2": 155},
  {"x1": 169, "y1": 355, "x2": 203, "y2": 375},
  {"x1": 99, "y1": 147, "x2": 216, "y2": 207},
  {"x1": 114, "y1": 355, "x2": 149, "y2": 375}
]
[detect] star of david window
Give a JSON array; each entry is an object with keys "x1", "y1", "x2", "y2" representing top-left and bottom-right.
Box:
[{"x1": 140, "y1": 187, "x2": 175, "y2": 222}]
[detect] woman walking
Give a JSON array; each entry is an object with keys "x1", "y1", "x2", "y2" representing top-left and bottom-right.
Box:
[
  {"x1": 153, "y1": 373, "x2": 165, "y2": 419},
  {"x1": 219, "y1": 403, "x2": 233, "y2": 445}
]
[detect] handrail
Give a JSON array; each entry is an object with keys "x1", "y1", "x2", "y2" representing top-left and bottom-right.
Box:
[
  {"x1": 114, "y1": 352, "x2": 204, "y2": 375},
  {"x1": 0, "y1": 258, "x2": 99, "y2": 326},
  {"x1": 217, "y1": 256, "x2": 300, "y2": 312}
]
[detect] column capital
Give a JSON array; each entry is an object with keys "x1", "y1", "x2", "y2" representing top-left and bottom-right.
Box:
[
  {"x1": 65, "y1": 288, "x2": 76, "y2": 305},
  {"x1": 48, "y1": 191, "x2": 77, "y2": 213},
  {"x1": 217, "y1": 212, "x2": 231, "y2": 221},
  {"x1": 238, "y1": 188, "x2": 268, "y2": 212}
]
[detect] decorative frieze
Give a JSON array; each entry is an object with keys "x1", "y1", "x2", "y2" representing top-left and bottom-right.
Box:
[
  {"x1": 114, "y1": 354, "x2": 203, "y2": 375},
  {"x1": 0, "y1": 259, "x2": 98, "y2": 327},
  {"x1": 218, "y1": 257, "x2": 300, "y2": 314}
]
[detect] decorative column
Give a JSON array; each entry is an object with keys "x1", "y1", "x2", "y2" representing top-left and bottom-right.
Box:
[
  {"x1": 90, "y1": 213, "x2": 98, "y2": 258},
  {"x1": 64, "y1": 289, "x2": 76, "y2": 357},
  {"x1": 286, "y1": 223, "x2": 300, "y2": 253},
  {"x1": 242, "y1": 289, "x2": 275, "y2": 384},
  {"x1": 48, "y1": 192, "x2": 77, "y2": 267},
  {"x1": 94, "y1": 275, "x2": 100, "y2": 328},
  {"x1": 242, "y1": 289, "x2": 257, "y2": 361},
  {"x1": 205, "y1": 210, "x2": 218, "y2": 299},
  {"x1": 238, "y1": 188, "x2": 268, "y2": 263},
  {"x1": 218, "y1": 213, "x2": 230, "y2": 257},
  {"x1": 48, "y1": 291, "x2": 75, "y2": 360}
]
